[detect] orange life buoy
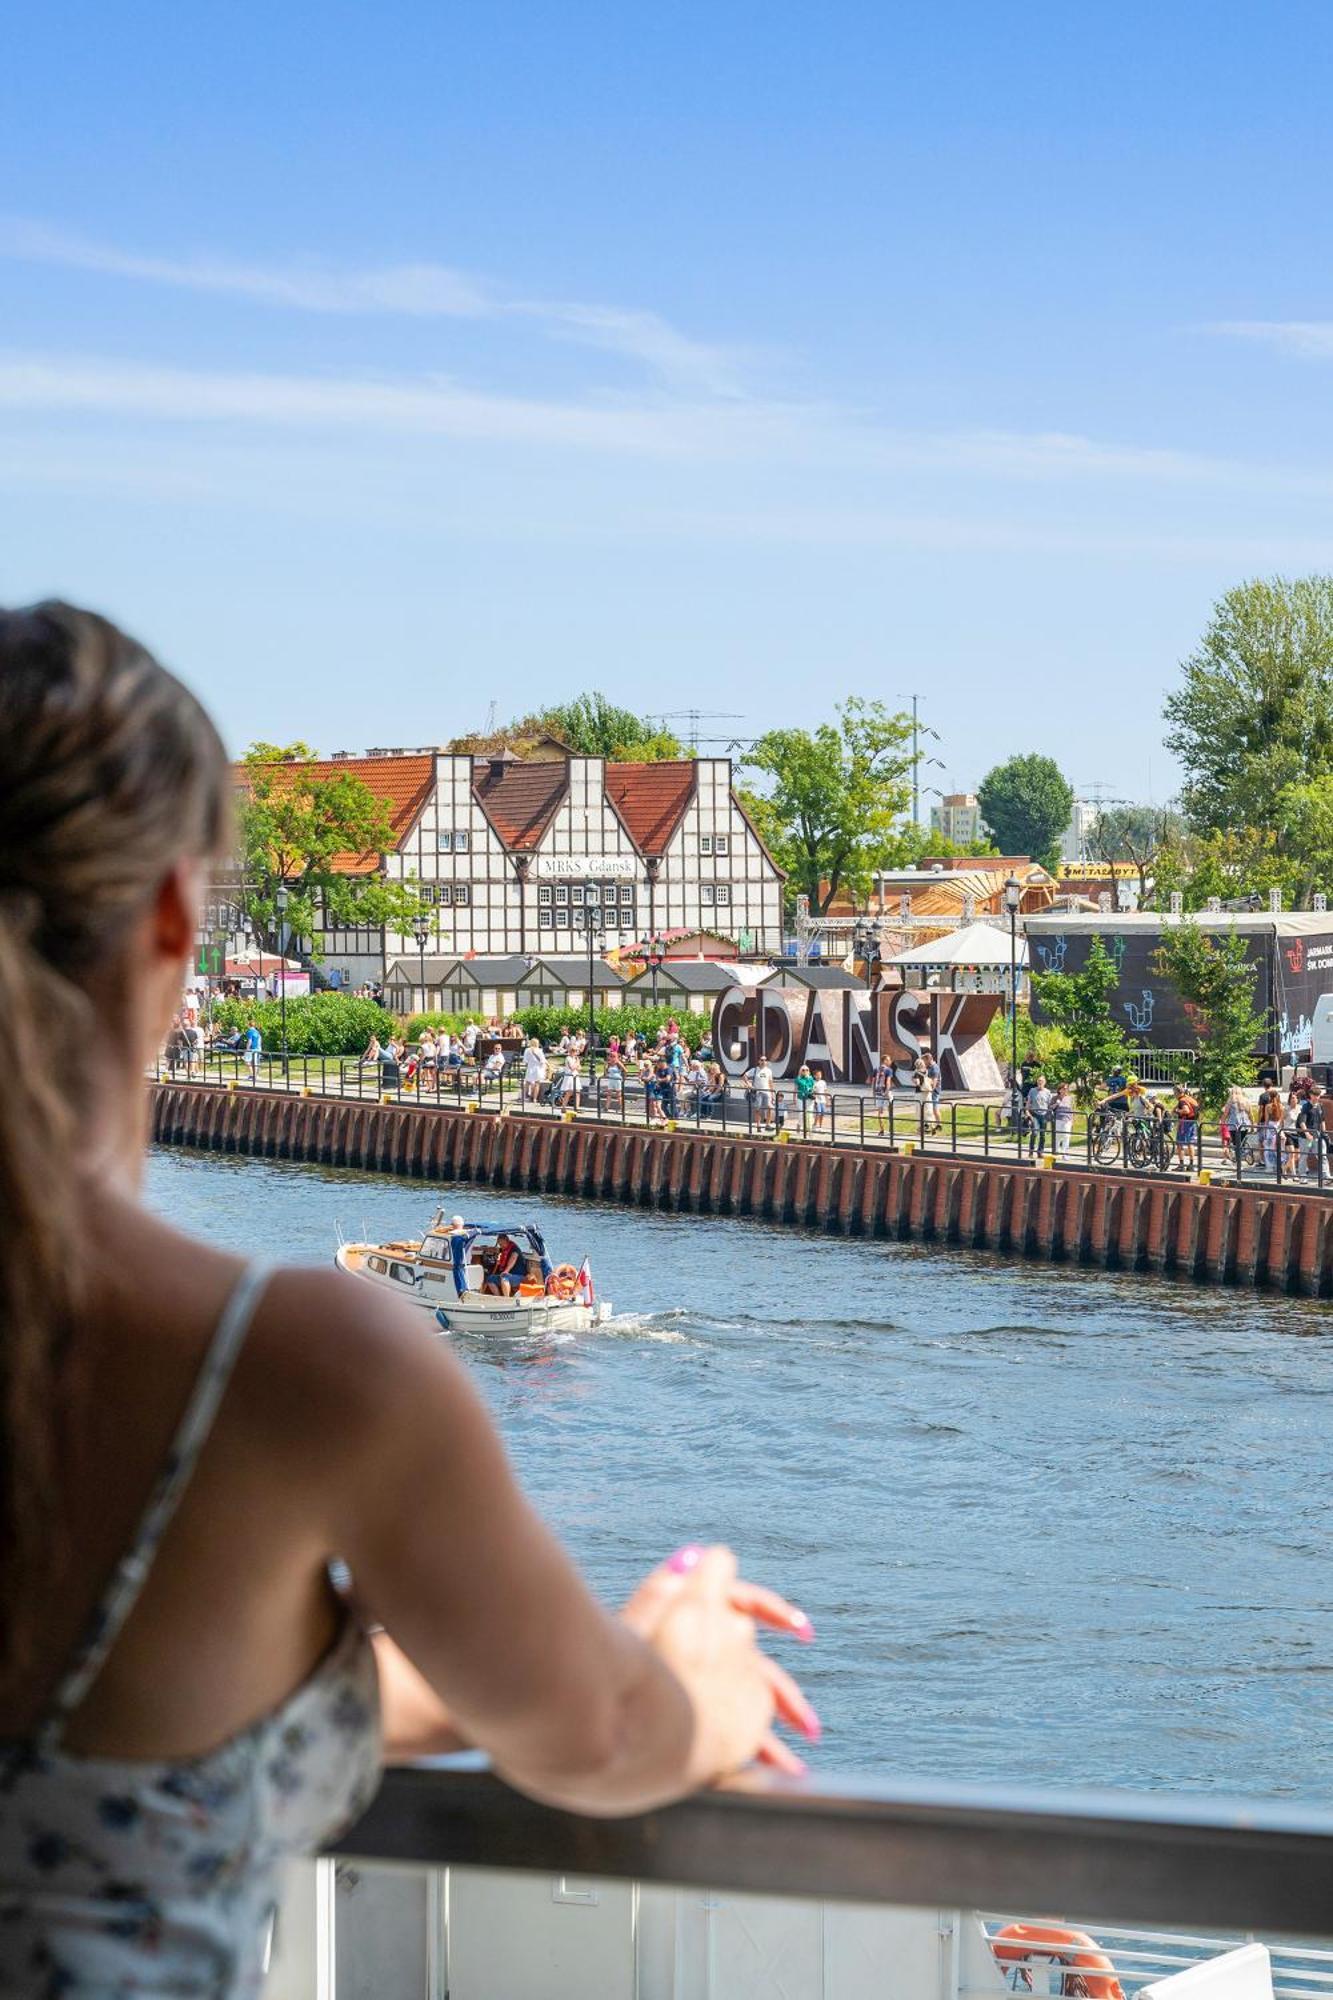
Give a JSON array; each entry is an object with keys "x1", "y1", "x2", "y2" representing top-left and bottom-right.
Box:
[
  {"x1": 546, "y1": 1263, "x2": 579, "y2": 1300},
  {"x1": 991, "y1": 1924, "x2": 1124, "y2": 2000}
]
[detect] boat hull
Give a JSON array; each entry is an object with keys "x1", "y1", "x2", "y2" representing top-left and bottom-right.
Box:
[{"x1": 335, "y1": 1242, "x2": 610, "y2": 1334}]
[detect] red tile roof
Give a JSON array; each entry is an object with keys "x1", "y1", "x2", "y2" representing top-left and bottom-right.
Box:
[
  {"x1": 236, "y1": 754, "x2": 435, "y2": 875},
  {"x1": 604, "y1": 762, "x2": 696, "y2": 856},
  {"x1": 472, "y1": 759, "x2": 568, "y2": 850}
]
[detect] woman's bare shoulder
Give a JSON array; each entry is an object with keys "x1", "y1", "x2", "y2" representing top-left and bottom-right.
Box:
[{"x1": 96, "y1": 1196, "x2": 455, "y2": 1443}]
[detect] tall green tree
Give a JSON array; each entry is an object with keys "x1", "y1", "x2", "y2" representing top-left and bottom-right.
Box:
[
  {"x1": 741, "y1": 699, "x2": 915, "y2": 913},
  {"x1": 1148, "y1": 825, "x2": 1294, "y2": 913},
  {"x1": 1028, "y1": 934, "x2": 1131, "y2": 1105},
  {"x1": 539, "y1": 693, "x2": 684, "y2": 761},
  {"x1": 1153, "y1": 921, "x2": 1266, "y2": 1112},
  {"x1": 1164, "y1": 575, "x2": 1333, "y2": 835},
  {"x1": 1275, "y1": 775, "x2": 1333, "y2": 906},
  {"x1": 976, "y1": 754, "x2": 1074, "y2": 871},
  {"x1": 236, "y1": 744, "x2": 429, "y2": 962}
]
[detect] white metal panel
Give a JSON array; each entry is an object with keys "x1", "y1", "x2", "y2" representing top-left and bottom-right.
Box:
[{"x1": 446, "y1": 1866, "x2": 636, "y2": 2000}]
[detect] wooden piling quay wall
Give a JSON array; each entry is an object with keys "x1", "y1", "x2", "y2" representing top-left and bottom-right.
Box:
[{"x1": 148, "y1": 1083, "x2": 1333, "y2": 1298}]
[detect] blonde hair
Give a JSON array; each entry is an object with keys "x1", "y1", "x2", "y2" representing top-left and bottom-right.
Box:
[{"x1": 0, "y1": 603, "x2": 230, "y2": 1663}]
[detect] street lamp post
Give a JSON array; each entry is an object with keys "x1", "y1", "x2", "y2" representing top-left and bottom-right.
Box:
[
  {"x1": 586, "y1": 898, "x2": 602, "y2": 1052},
  {"x1": 1003, "y1": 873, "x2": 1022, "y2": 1093},
  {"x1": 413, "y1": 913, "x2": 431, "y2": 1017},
  {"x1": 274, "y1": 882, "x2": 289, "y2": 1081},
  {"x1": 648, "y1": 932, "x2": 665, "y2": 1006}
]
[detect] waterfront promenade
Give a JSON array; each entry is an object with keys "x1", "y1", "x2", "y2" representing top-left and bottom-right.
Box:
[
  {"x1": 149, "y1": 1073, "x2": 1333, "y2": 1295},
  {"x1": 153, "y1": 1052, "x2": 1331, "y2": 1198}
]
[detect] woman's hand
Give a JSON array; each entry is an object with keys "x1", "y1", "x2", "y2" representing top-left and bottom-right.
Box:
[{"x1": 620, "y1": 1546, "x2": 819, "y2": 1781}]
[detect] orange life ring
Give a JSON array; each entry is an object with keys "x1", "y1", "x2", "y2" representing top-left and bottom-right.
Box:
[
  {"x1": 991, "y1": 1924, "x2": 1124, "y2": 2000},
  {"x1": 546, "y1": 1263, "x2": 579, "y2": 1300}
]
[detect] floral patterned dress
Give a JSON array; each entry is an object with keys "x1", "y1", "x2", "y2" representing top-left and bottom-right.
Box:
[{"x1": 0, "y1": 1264, "x2": 383, "y2": 1997}]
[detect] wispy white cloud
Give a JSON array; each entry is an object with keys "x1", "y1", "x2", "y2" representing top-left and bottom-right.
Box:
[
  {"x1": 6, "y1": 349, "x2": 1333, "y2": 505},
  {"x1": 0, "y1": 219, "x2": 494, "y2": 317},
  {"x1": 1212, "y1": 320, "x2": 1333, "y2": 359},
  {"x1": 0, "y1": 219, "x2": 745, "y2": 395}
]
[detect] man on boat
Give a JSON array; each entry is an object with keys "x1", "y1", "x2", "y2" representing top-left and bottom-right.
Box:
[{"x1": 482, "y1": 1232, "x2": 522, "y2": 1297}]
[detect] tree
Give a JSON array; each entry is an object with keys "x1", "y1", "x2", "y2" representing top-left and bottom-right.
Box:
[
  {"x1": 539, "y1": 694, "x2": 684, "y2": 761},
  {"x1": 976, "y1": 754, "x2": 1074, "y2": 871},
  {"x1": 1089, "y1": 803, "x2": 1186, "y2": 907},
  {"x1": 1146, "y1": 825, "x2": 1295, "y2": 913},
  {"x1": 741, "y1": 699, "x2": 915, "y2": 913},
  {"x1": 1153, "y1": 921, "x2": 1266, "y2": 1112},
  {"x1": 1028, "y1": 934, "x2": 1131, "y2": 1105},
  {"x1": 448, "y1": 695, "x2": 684, "y2": 762},
  {"x1": 1276, "y1": 775, "x2": 1333, "y2": 906},
  {"x1": 236, "y1": 744, "x2": 430, "y2": 963},
  {"x1": 1164, "y1": 575, "x2": 1333, "y2": 835}
]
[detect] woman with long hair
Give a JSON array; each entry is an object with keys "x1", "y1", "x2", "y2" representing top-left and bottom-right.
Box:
[{"x1": 0, "y1": 604, "x2": 815, "y2": 1998}]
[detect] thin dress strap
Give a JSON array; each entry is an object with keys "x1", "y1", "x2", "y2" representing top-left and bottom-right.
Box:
[{"x1": 38, "y1": 1261, "x2": 274, "y2": 1749}]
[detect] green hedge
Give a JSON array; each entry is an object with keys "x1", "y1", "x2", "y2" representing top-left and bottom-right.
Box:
[
  {"x1": 400, "y1": 1010, "x2": 488, "y2": 1041},
  {"x1": 510, "y1": 1004, "x2": 710, "y2": 1049},
  {"x1": 209, "y1": 992, "x2": 395, "y2": 1056}
]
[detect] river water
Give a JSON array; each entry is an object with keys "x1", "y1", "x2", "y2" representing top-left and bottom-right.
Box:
[{"x1": 147, "y1": 1146, "x2": 1333, "y2": 1800}]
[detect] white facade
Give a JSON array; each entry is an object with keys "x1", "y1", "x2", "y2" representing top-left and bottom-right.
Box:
[{"x1": 312, "y1": 753, "x2": 783, "y2": 989}]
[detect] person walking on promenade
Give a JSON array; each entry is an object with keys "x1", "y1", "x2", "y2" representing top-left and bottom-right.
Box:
[
  {"x1": 522, "y1": 1035, "x2": 547, "y2": 1106},
  {"x1": 923, "y1": 1053, "x2": 943, "y2": 1134},
  {"x1": 1173, "y1": 1083, "x2": 1201, "y2": 1173},
  {"x1": 872, "y1": 1053, "x2": 893, "y2": 1134},
  {"x1": 1224, "y1": 1086, "x2": 1254, "y2": 1179},
  {"x1": 1026, "y1": 1073, "x2": 1052, "y2": 1158},
  {"x1": 0, "y1": 603, "x2": 816, "y2": 2000},
  {"x1": 795, "y1": 1063, "x2": 815, "y2": 1133},
  {"x1": 750, "y1": 1057, "x2": 775, "y2": 1132},
  {"x1": 242, "y1": 1016, "x2": 262, "y2": 1085},
  {"x1": 1052, "y1": 1081, "x2": 1074, "y2": 1156},
  {"x1": 812, "y1": 1070, "x2": 829, "y2": 1130}
]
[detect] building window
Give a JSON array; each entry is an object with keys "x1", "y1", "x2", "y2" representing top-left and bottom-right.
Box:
[
  {"x1": 455, "y1": 830, "x2": 469, "y2": 853},
  {"x1": 700, "y1": 835, "x2": 713, "y2": 855},
  {"x1": 539, "y1": 885, "x2": 553, "y2": 905},
  {"x1": 716, "y1": 884, "x2": 732, "y2": 906},
  {"x1": 455, "y1": 884, "x2": 471, "y2": 907},
  {"x1": 701, "y1": 883, "x2": 715, "y2": 905},
  {"x1": 539, "y1": 908, "x2": 554, "y2": 928},
  {"x1": 571, "y1": 885, "x2": 584, "y2": 906},
  {"x1": 438, "y1": 884, "x2": 453, "y2": 906},
  {"x1": 437, "y1": 832, "x2": 453, "y2": 852},
  {"x1": 419, "y1": 884, "x2": 436, "y2": 904},
  {"x1": 619, "y1": 885, "x2": 634, "y2": 905},
  {"x1": 556, "y1": 884, "x2": 568, "y2": 905},
  {"x1": 715, "y1": 834, "x2": 729, "y2": 856}
]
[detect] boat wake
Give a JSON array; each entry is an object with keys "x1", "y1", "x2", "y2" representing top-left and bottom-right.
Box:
[{"x1": 599, "y1": 1308, "x2": 696, "y2": 1343}]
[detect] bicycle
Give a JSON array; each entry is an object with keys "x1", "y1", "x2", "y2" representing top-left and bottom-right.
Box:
[
  {"x1": 1126, "y1": 1117, "x2": 1173, "y2": 1173},
  {"x1": 1090, "y1": 1109, "x2": 1125, "y2": 1165}
]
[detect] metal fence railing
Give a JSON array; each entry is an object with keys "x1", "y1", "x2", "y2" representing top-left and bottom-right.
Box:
[{"x1": 149, "y1": 1052, "x2": 1333, "y2": 1198}]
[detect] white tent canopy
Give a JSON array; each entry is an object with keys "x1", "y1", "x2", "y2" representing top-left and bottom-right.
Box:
[{"x1": 882, "y1": 919, "x2": 1029, "y2": 971}]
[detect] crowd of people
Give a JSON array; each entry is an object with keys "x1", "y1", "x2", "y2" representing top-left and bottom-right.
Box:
[
  {"x1": 168, "y1": 994, "x2": 1333, "y2": 1186},
  {"x1": 1009, "y1": 1055, "x2": 1333, "y2": 1180}
]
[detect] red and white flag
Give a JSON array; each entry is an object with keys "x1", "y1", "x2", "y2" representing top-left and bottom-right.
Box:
[{"x1": 575, "y1": 1259, "x2": 595, "y2": 1306}]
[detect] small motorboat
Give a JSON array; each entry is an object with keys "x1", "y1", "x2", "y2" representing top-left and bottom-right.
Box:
[{"x1": 335, "y1": 1210, "x2": 611, "y2": 1335}]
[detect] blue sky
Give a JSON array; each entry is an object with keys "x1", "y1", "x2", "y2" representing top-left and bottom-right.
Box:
[{"x1": 4, "y1": 2, "x2": 1333, "y2": 800}]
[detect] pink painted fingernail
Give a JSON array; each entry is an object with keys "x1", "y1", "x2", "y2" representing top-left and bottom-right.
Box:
[
  {"x1": 789, "y1": 1611, "x2": 815, "y2": 1643},
  {"x1": 798, "y1": 1706, "x2": 823, "y2": 1743},
  {"x1": 666, "y1": 1543, "x2": 704, "y2": 1574}
]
